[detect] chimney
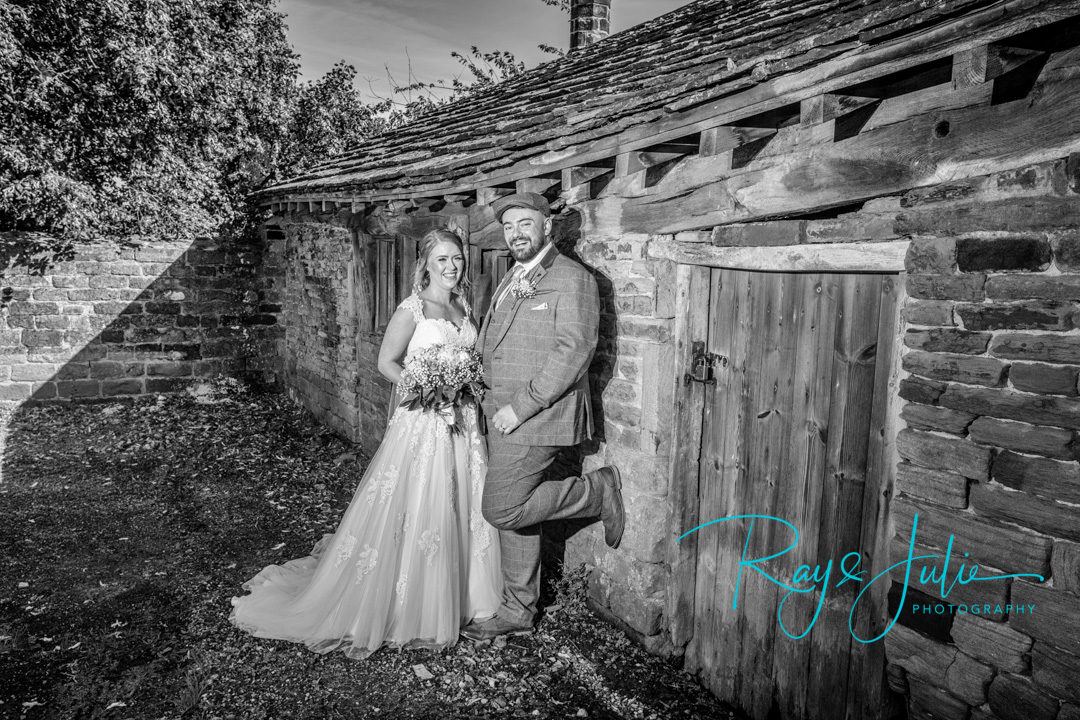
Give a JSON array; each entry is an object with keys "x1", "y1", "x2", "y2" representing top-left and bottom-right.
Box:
[{"x1": 570, "y1": 0, "x2": 611, "y2": 51}]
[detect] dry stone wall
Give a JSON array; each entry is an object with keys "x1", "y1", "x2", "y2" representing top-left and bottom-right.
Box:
[
  {"x1": 887, "y1": 156, "x2": 1080, "y2": 720},
  {"x1": 276, "y1": 214, "x2": 388, "y2": 448}
]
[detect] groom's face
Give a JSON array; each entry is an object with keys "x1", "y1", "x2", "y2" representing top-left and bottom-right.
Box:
[{"x1": 501, "y1": 207, "x2": 551, "y2": 264}]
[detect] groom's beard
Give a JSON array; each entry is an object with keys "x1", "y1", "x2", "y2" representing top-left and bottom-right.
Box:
[{"x1": 509, "y1": 235, "x2": 545, "y2": 263}]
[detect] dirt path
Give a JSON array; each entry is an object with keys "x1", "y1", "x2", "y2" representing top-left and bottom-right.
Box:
[{"x1": 0, "y1": 386, "x2": 741, "y2": 719}]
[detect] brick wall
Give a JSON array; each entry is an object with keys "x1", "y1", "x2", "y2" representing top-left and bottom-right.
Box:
[
  {"x1": 887, "y1": 156, "x2": 1080, "y2": 720},
  {"x1": 0, "y1": 231, "x2": 284, "y2": 408}
]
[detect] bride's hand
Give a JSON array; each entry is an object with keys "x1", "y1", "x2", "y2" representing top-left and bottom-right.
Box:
[{"x1": 491, "y1": 405, "x2": 520, "y2": 434}]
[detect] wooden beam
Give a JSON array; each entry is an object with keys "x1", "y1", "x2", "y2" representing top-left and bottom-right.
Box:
[
  {"x1": 624, "y1": 61, "x2": 1080, "y2": 233},
  {"x1": 646, "y1": 239, "x2": 910, "y2": 272},
  {"x1": 561, "y1": 165, "x2": 615, "y2": 203},
  {"x1": 953, "y1": 43, "x2": 1047, "y2": 88},
  {"x1": 800, "y1": 93, "x2": 879, "y2": 126},
  {"x1": 516, "y1": 177, "x2": 559, "y2": 194}
]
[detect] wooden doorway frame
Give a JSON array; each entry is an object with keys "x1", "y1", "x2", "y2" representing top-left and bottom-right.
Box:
[{"x1": 665, "y1": 238, "x2": 908, "y2": 719}]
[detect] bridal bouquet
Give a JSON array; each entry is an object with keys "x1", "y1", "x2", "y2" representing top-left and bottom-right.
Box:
[{"x1": 398, "y1": 344, "x2": 485, "y2": 432}]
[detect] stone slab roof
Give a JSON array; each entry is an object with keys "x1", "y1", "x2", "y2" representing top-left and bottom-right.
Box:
[{"x1": 266, "y1": 0, "x2": 1001, "y2": 200}]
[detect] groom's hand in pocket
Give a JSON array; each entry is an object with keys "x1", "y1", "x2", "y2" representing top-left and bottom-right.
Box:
[{"x1": 491, "y1": 405, "x2": 521, "y2": 435}]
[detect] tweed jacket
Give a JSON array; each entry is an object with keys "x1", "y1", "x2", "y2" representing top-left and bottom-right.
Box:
[{"x1": 478, "y1": 245, "x2": 599, "y2": 447}]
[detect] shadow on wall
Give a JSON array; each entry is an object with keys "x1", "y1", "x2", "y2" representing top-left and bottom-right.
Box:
[{"x1": 0, "y1": 230, "x2": 285, "y2": 411}]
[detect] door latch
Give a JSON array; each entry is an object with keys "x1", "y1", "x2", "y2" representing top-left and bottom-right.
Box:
[{"x1": 684, "y1": 341, "x2": 728, "y2": 386}]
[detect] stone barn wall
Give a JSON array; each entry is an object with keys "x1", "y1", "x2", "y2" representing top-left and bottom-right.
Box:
[
  {"x1": 884, "y1": 156, "x2": 1080, "y2": 720},
  {"x1": 0, "y1": 232, "x2": 284, "y2": 408},
  {"x1": 272, "y1": 212, "x2": 388, "y2": 447}
]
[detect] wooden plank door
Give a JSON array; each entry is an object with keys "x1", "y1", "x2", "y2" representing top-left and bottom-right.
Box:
[{"x1": 685, "y1": 268, "x2": 900, "y2": 720}]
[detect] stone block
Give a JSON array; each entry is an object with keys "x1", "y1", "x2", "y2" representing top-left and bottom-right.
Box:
[
  {"x1": 1054, "y1": 230, "x2": 1080, "y2": 272},
  {"x1": 900, "y1": 404, "x2": 974, "y2": 435},
  {"x1": 109, "y1": 262, "x2": 144, "y2": 276},
  {"x1": 606, "y1": 591, "x2": 664, "y2": 636},
  {"x1": 993, "y1": 451, "x2": 1080, "y2": 503},
  {"x1": 908, "y1": 274, "x2": 986, "y2": 301},
  {"x1": 51, "y1": 275, "x2": 88, "y2": 289},
  {"x1": 10, "y1": 363, "x2": 58, "y2": 382},
  {"x1": 896, "y1": 428, "x2": 991, "y2": 480},
  {"x1": 600, "y1": 446, "x2": 670, "y2": 496},
  {"x1": 619, "y1": 494, "x2": 669, "y2": 564},
  {"x1": 905, "y1": 328, "x2": 991, "y2": 354},
  {"x1": 990, "y1": 333, "x2": 1080, "y2": 365},
  {"x1": 88, "y1": 275, "x2": 130, "y2": 288},
  {"x1": 939, "y1": 384, "x2": 1080, "y2": 431},
  {"x1": 902, "y1": 350, "x2": 1007, "y2": 387},
  {"x1": 946, "y1": 651, "x2": 994, "y2": 705},
  {"x1": 988, "y1": 673, "x2": 1059, "y2": 720},
  {"x1": 957, "y1": 301, "x2": 1077, "y2": 331},
  {"x1": 987, "y1": 274, "x2": 1080, "y2": 301},
  {"x1": 957, "y1": 237, "x2": 1051, "y2": 272},
  {"x1": 102, "y1": 379, "x2": 142, "y2": 396},
  {"x1": 32, "y1": 381, "x2": 57, "y2": 399},
  {"x1": 969, "y1": 417, "x2": 1075, "y2": 460},
  {"x1": 900, "y1": 377, "x2": 947, "y2": 405},
  {"x1": 0, "y1": 383, "x2": 32, "y2": 401},
  {"x1": 895, "y1": 462, "x2": 969, "y2": 508},
  {"x1": 1011, "y1": 583, "x2": 1080, "y2": 657},
  {"x1": 951, "y1": 613, "x2": 1032, "y2": 673},
  {"x1": 146, "y1": 362, "x2": 193, "y2": 378},
  {"x1": 905, "y1": 299, "x2": 955, "y2": 326},
  {"x1": 1010, "y1": 362, "x2": 1079, "y2": 396},
  {"x1": 22, "y1": 330, "x2": 63, "y2": 347},
  {"x1": 31, "y1": 289, "x2": 68, "y2": 302},
  {"x1": 892, "y1": 498, "x2": 1052, "y2": 576},
  {"x1": 906, "y1": 237, "x2": 957, "y2": 273},
  {"x1": 55, "y1": 379, "x2": 101, "y2": 398},
  {"x1": 1052, "y1": 540, "x2": 1080, "y2": 595},
  {"x1": 884, "y1": 623, "x2": 957, "y2": 679},
  {"x1": 1031, "y1": 641, "x2": 1080, "y2": 703},
  {"x1": 36, "y1": 316, "x2": 73, "y2": 330},
  {"x1": 971, "y1": 483, "x2": 1080, "y2": 542},
  {"x1": 906, "y1": 675, "x2": 970, "y2": 720}
]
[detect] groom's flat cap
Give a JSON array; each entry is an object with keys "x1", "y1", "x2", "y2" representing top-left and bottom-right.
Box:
[{"x1": 491, "y1": 192, "x2": 551, "y2": 221}]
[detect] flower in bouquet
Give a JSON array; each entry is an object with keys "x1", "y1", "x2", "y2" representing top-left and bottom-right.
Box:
[{"x1": 398, "y1": 344, "x2": 485, "y2": 432}]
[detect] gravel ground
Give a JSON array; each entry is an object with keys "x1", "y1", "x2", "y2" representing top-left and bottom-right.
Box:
[{"x1": 0, "y1": 383, "x2": 743, "y2": 720}]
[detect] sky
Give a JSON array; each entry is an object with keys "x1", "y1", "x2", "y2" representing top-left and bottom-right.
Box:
[{"x1": 276, "y1": 0, "x2": 686, "y2": 100}]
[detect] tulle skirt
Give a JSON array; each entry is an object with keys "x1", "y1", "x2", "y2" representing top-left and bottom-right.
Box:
[{"x1": 229, "y1": 403, "x2": 502, "y2": 659}]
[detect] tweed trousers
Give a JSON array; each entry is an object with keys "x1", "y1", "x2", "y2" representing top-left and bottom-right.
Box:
[{"x1": 481, "y1": 434, "x2": 602, "y2": 623}]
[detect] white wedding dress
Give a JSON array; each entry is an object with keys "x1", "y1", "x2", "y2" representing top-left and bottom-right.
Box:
[{"x1": 230, "y1": 293, "x2": 502, "y2": 658}]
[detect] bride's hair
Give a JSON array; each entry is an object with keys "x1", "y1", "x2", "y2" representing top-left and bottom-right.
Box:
[{"x1": 413, "y1": 228, "x2": 471, "y2": 295}]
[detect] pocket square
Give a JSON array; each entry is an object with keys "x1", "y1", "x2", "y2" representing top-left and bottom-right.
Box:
[{"x1": 530, "y1": 302, "x2": 549, "y2": 310}]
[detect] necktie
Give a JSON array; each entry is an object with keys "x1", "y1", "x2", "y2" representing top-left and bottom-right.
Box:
[{"x1": 495, "y1": 266, "x2": 522, "y2": 310}]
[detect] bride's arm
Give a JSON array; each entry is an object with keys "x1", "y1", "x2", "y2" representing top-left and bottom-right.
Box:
[{"x1": 377, "y1": 308, "x2": 416, "y2": 384}]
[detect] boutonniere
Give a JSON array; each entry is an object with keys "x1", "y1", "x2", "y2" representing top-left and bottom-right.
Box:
[{"x1": 509, "y1": 275, "x2": 539, "y2": 300}]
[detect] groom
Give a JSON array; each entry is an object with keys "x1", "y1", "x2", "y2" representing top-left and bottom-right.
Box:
[{"x1": 463, "y1": 192, "x2": 624, "y2": 641}]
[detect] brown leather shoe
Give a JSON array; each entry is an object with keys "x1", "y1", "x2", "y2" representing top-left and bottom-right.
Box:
[
  {"x1": 592, "y1": 465, "x2": 624, "y2": 548},
  {"x1": 460, "y1": 615, "x2": 534, "y2": 641}
]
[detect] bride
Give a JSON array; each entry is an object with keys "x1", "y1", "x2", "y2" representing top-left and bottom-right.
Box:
[{"x1": 230, "y1": 228, "x2": 502, "y2": 658}]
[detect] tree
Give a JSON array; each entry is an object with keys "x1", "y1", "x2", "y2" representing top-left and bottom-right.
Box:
[{"x1": 0, "y1": 0, "x2": 358, "y2": 272}]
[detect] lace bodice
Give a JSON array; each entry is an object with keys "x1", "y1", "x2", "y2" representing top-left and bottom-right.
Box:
[{"x1": 400, "y1": 293, "x2": 477, "y2": 354}]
